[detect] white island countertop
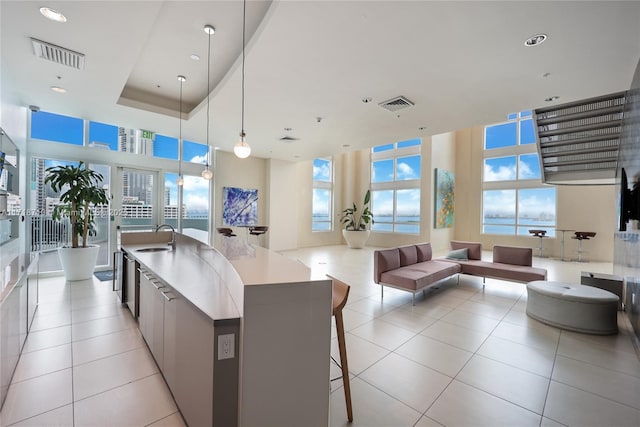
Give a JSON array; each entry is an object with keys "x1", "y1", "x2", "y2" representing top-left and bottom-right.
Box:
[{"x1": 121, "y1": 231, "x2": 314, "y2": 321}]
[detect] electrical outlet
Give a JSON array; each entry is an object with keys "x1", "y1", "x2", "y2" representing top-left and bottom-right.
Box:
[{"x1": 218, "y1": 333, "x2": 235, "y2": 360}]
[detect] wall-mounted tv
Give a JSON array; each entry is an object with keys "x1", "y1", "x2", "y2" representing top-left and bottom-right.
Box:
[{"x1": 619, "y1": 167, "x2": 640, "y2": 231}]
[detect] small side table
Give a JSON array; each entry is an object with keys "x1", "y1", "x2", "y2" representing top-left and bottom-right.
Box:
[
  {"x1": 557, "y1": 229, "x2": 575, "y2": 261},
  {"x1": 581, "y1": 271, "x2": 624, "y2": 311}
]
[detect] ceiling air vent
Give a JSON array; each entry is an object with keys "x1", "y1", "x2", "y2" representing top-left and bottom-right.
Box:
[
  {"x1": 279, "y1": 136, "x2": 299, "y2": 143},
  {"x1": 31, "y1": 38, "x2": 85, "y2": 70},
  {"x1": 379, "y1": 96, "x2": 414, "y2": 112}
]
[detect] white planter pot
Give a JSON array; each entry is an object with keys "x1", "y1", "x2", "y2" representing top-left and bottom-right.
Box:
[
  {"x1": 342, "y1": 230, "x2": 370, "y2": 249},
  {"x1": 58, "y1": 245, "x2": 100, "y2": 281}
]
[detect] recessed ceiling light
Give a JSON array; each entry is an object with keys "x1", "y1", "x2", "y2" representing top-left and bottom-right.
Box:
[
  {"x1": 362, "y1": 97, "x2": 372, "y2": 103},
  {"x1": 190, "y1": 54, "x2": 200, "y2": 61},
  {"x1": 524, "y1": 34, "x2": 547, "y2": 47},
  {"x1": 418, "y1": 126, "x2": 427, "y2": 131},
  {"x1": 50, "y1": 86, "x2": 66, "y2": 93},
  {"x1": 342, "y1": 144, "x2": 350, "y2": 148},
  {"x1": 542, "y1": 72, "x2": 551, "y2": 78},
  {"x1": 545, "y1": 96, "x2": 560, "y2": 102},
  {"x1": 39, "y1": 7, "x2": 67, "y2": 23},
  {"x1": 284, "y1": 127, "x2": 292, "y2": 132}
]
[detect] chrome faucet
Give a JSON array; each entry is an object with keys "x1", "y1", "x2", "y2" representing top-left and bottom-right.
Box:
[{"x1": 155, "y1": 224, "x2": 176, "y2": 250}]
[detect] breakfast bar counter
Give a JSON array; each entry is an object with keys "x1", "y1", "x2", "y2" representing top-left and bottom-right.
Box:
[{"x1": 121, "y1": 230, "x2": 331, "y2": 427}]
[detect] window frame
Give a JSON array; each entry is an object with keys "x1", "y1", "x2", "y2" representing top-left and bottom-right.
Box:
[
  {"x1": 482, "y1": 111, "x2": 557, "y2": 236},
  {"x1": 370, "y1": 140, "x2": 421, "y2": 234},
  {"x1": 312, "y1": 157, "x2": 333, "y2": 232}
]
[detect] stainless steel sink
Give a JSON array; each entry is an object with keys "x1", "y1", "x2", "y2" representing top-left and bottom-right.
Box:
[{"x1": 136, "y1": 247, "x2": 171, "y2": 253}]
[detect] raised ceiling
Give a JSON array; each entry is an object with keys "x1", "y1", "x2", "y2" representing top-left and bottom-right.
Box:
[{"x1": 2, "y1": 1, "x2": 640, "y2": 161}]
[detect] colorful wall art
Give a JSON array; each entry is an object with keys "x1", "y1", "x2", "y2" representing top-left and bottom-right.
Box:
[
  {"x1": 223, "y1": 187, "x2": 258, "y2": 226},
  {"x1": 435, "y1": 168, "x2": 454, "y2": 228}
]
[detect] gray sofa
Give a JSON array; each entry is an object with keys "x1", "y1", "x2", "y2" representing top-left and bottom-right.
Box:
[
  {"x1": 445, "y1": 240, "x2": 548, "y2": 285},
  {"x1": 374, "y1": 243, "x2": 461, "y2": 305},
  {"x1": 373, "y1": 241, "x2": 547, "y2": 305}
]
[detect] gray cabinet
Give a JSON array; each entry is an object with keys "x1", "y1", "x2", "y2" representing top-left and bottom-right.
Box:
[
  {"x1": 136, "y1": 267, "x2": 238, "y2": 427},
  {"x1": 163, "y1": 290, "x2": 216, "y2": 427},
  {"x1": 0, "y1": 274, "x2": 27, "y2": 406},
  {"x1": 138, "y1": 269, "x2": 165, "y2": 369}
]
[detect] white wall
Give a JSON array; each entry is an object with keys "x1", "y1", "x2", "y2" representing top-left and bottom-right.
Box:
[
  {"x1": 430, "y1": 132, "x2": 457, "y2": 254},
  {"x1": 266, "y1": 159, "x2": 298, "y2": 251}
]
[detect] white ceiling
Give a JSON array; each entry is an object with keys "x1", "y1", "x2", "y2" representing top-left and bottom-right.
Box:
[{"x1": 2, "y1": 1, "x2": 640, "y2": 161}]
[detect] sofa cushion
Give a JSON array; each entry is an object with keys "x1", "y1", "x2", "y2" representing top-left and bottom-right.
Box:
[
  {"x1": 415, "y1": 243, "x2": 433, "y2": 262},
  {"x1": 373, "y1": 248, "x2": 400, "y2": 283},
  {"x1": 451, "y1": 241, "x2": 482, "y2": 260},
  {"x1": 398, "y1": 245, "x2": 418, "y2": 266},
  {"x1": 380, "y1": 261, "x2": 460, "y2": 291},
  {"x1": 493, "y1": 245, "x2": 532, "y2": 267},
  {"x1": 447, "y1": 248, "x2": 468, "y2": 260},
  {"x1": 457, "y1": 260, "x2": 546, "y2": 283}
]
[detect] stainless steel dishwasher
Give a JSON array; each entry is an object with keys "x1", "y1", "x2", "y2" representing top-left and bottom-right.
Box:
[{"x1": 124, "y1": 252, "x2": 139, "y2": 318}]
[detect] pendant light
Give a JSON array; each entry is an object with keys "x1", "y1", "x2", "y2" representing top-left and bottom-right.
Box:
[
  {"x1": 201, "y1": 24, "x2": 215, "y2": 180},
  {"x1": 177, "y1": 75, "x2": 186, "y2": 186},
  {"x1": 233, "y1": 0, "x2": 251, "y2": 159}
]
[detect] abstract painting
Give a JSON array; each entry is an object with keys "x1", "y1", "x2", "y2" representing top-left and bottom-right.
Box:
[
  {"x1": 435, "y1": 168, "x2": 454, "y2": 228},
  {"x1": 222, "y1": 187, "x2": 258, "y2": 226}
]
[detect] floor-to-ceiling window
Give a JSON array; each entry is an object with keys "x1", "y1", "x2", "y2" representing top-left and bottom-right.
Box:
[
  {"x1": 371, "y1": 139, "x2": 421, "y2": 234},
  {"x1": 28, "y1": 110, "x2": 211, "y2": 273},
  {"x1": 312, "y1": 158, "x2": 333, "y2": 231},
  {"x1": 482, "y1": 111, "x2": 557, "y2": 236}
]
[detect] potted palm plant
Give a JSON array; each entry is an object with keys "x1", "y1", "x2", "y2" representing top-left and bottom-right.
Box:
[
  {"x1": 45, "y1": 162, "x2": 110, "y2": 280},
  {"x1": 340, "y1": 189, "x2": 374, "y2": 248}
]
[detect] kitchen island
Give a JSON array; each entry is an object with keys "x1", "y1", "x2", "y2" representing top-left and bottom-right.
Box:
[{"x1": 121, "y1": 230, "x2": 331, "y2": 427}]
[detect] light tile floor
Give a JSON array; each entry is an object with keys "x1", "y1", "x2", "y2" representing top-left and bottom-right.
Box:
[
  {"x1": 1, "y1": 245, "x2": 639, "y2": 427},
  {"x1": 0, "y1": 276, "x2": 184, "y2": 427},
  {"x1": 282, "y1": 245, "x2": 640, "y2": 427}
]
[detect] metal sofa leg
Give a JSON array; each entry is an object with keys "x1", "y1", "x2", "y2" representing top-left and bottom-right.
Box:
[
  {"x1": 381, "y1": 285, "x2": 384, "y2": 300},
  {"x1": 412, "y1": 292, "x2": 416, "y2": 306},
  {"x1": 483, "y1": 276, "x2": 486, "y2": 290}
]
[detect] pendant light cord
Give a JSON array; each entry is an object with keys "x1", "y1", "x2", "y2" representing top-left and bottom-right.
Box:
[
  {"x1": 179, "y1": 77, "x2": 183, "y2": 177},
  {"x1": 206, "y1": 29, "x2": 211, "y2": 166},
  {"x1": 240, "y1": 0, "x2": 246, "y2": 137}
]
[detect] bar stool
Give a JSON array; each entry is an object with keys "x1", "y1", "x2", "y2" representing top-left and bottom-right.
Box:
[
  {"x1": 248, "y1": 226, "x2": 268, "y2": 246},
  {"x1": 216, "y1": 227, "x2": 235, "y2": 237},
  {"x1": 327, "y1": 274, "x2": 353, "y2": 422},
  {"x1": 528, "y1": 229, "x2": 547, "y2": 257},
  {"x1": 573, "y1": 231, "x2": 596, "y2": 262}
]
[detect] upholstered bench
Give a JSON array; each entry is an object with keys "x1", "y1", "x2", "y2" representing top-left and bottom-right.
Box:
[{"x1": 526, "y1": 280, "x2": 619, "y2": 335}]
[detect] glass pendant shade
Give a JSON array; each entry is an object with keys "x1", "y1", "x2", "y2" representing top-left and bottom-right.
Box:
[
  {"x1": 177, "y1": 175, "x2": 184, "y2": 186},
  {"x1": 234, "y1": 132, "x2": 251, "y2": 159},
  {"x1": 201, "y1": 167, "x2": 213, "y2": 180}
]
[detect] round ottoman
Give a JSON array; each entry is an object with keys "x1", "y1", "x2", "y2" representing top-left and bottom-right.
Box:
[{"x1": 526, "y1": 281, "x2": 619, "y2": 335}]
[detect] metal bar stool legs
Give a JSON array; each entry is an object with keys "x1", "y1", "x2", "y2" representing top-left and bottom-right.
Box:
[
  {"x1": 573, "y1": 231, "x2": 596, "y2": 263},
  {"x1": 327, "y1": 275, "x2": 353, "y2": 422}
]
